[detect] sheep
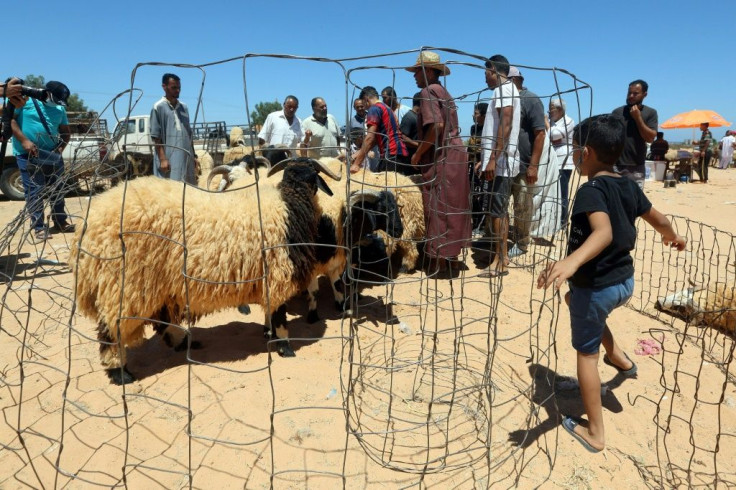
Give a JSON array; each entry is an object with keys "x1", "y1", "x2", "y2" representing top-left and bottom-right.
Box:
[
  {"x1": 195, "y1": 150, "x2": 216, "y2": 189},
  {"x1": 304, "y1": 175, "x2": 404, "y2": 322},
  {"x1": 208, "y1": 156, "x2": 403, "y2": 323},
  {"x1": 351, "y1": 170, "x2": 425, "y2": 272},
  {"x1": 655, "y1": 283, "x2": 736, "y2": 333},
  {"x1": 229, "y1": 126, "x2": 245, "y2": 147},
  {"x1": 71, "y1": 157, "x2": 342, "y2": 385}
]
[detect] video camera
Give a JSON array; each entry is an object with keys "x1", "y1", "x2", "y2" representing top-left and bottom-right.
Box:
[{"x1": 1, "y1": 78, "x2": 69, "y2": 140}]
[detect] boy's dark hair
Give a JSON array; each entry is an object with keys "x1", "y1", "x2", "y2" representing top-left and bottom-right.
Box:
[
  {"x1": 162, "y1": 73, "x2": 180, "y2": 84},
  {"x1": 629, "y1": 79, "x2": 648, "y2": 92},
  {"x1": 412, "y1": 91, "x2": 422, "y2": 108},
  {"x1": 381, "y1": 86, "x2": 397, "y2": 98},
  {"x1": 485, "y1": 55, "x2": 510, "y2": 76},
  {"x1": 475, "y1": 102, "x2": 489, "y2": 116},
  {"x1": 656, "y1": 131, "x2": 664, "y2": 138},
  {"x1": 359, "y1": 86, "x2": 379, "y2": 100},
  {"x1": 573, "y1": 114, "x2": 626, "y2": 166}
]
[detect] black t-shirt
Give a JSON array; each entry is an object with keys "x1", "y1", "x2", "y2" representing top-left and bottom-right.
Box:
[
  {"x1": 567, "y1": 175, "x2": 652, "y2": 288},
  {"x1": 517, "y1": 88, "x2": 546, "y2": 169},
  {"x1": 400, "y1": 110, "x2": 418, "y2": 156},
  {"x1": 612, "y1": 104, "x2": 658, "y2": 168}
]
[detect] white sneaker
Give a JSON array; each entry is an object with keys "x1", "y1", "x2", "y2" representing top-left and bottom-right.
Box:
[{"x1": 508, "y1": 244, "x2": 527, "y2": 258}]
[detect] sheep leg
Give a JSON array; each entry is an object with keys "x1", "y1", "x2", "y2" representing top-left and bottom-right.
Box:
[
  {"x1": 332, "y1": 271, "x2": 361, "y2": 312},
  {"x1": 306, "y1": 277, "x2": 320, "y2": 323},
  {"x1": 152, "y1": 308, "x2": 202, "y2": 351},
  {"x1": 269, "y1": 304, "x2": 295, "y2": 357},
  {"x1": 97, "y1": 322, "x2": 135, "y2": 385}
]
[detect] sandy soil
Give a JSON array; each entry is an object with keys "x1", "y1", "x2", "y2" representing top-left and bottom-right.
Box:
[{"x1": 1, "y1": 167, "x2": 735, "y2": 489}]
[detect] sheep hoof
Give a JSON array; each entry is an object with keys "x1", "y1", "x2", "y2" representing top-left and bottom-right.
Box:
[
  {"x1": 106, "y1": 366, "x2": 135, "y2": 385},
  {"x1": 307, "y1": 310, "x2": 320, "y2": 324},
  {"x1": 277, "y1": 340, "x2": 296, "y2": 357},
  {"x1": 237, "y1": 304, "x2": 251, "y2": 315}
]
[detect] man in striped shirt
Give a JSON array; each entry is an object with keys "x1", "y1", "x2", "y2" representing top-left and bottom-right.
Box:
[{"x1": 350, "y1": 86, "x2": 409, "y2": 175}]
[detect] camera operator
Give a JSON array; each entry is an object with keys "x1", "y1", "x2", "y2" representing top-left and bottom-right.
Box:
[{"x1": 10, "y1": 80, "x2": 75, "y2": 242}]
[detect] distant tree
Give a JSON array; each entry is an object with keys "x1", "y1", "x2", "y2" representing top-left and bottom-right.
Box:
[
  {"x1": 22, "y1": 74, "x2": 89, "y2": 112},
  {"x1": 250, "y1": 100, "x2": 282, "y2": 127}
]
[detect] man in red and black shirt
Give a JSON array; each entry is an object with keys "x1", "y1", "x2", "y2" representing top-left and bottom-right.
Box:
[{"x1": 350, "y1": 85, "x2": 410, "y2": 175}]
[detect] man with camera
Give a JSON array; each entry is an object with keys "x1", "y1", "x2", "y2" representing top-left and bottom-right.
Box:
[{"x1": 10, "y1": 80, "x2": 74, "y2": 242}]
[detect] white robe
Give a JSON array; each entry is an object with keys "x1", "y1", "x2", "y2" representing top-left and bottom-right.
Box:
[
  {"x1": 530, "y1": 133, "x2": 562, "y2": 238},
  {"x1": 720, "y1": 135, "x2": 735, "y2": 169}
]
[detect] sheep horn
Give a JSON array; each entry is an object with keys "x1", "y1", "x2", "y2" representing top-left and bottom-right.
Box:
[
  {"x1": 207, "y1": 165, "x2": 233, "y2": 190},
  {"x1": 267, "y1": 157, "x2": 341, "y2": 181},
  {"x1": 349, "y1": 189, "x2": 382, "y2": 206},
  {"x1": 252, "y1": 156, "x2": 272, "y2": 170}
]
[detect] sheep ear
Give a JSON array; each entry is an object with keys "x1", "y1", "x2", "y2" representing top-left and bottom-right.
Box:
[{"x1": 316, "y1": 174, "x2": 333, "y2": 196}]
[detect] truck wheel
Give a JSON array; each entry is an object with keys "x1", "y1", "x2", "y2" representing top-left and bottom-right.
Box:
[{"x1": 0, "y1": 167, "x2": 25, "y2": 200}]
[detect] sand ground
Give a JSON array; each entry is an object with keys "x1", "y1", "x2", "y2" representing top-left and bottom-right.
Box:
[{"x1": 1, "y1": 166, "x2": 735, "y2": 489}]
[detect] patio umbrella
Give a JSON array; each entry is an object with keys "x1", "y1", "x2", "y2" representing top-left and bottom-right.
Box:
[{"x1": 660, "y1": 109, "x2": 731, "y2": 129}]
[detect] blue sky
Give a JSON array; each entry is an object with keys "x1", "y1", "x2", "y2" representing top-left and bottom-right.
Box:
[{"x1": 7, "y1": 0, "x2": 735, "y2": 143}]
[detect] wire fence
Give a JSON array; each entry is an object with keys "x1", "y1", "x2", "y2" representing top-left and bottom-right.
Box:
[{"x1": 0, "y1": 49, "x2": 734, "y2": 489}]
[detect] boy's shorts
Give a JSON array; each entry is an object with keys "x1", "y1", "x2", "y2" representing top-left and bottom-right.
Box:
[
  {"x1": 488, "y1": 175, "x2": 513, "y2": 218},
  {"x1": 569, "y1": 276, "x2": 634, "y2": 354}
]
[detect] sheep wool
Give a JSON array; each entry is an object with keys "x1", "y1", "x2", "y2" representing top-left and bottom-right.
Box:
[{"x1": 71, "y1": 167, "x2": 328, "y2": 383}]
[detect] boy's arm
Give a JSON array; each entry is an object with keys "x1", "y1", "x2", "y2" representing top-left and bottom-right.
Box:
[
  {"x1": 640, "y1": 207, "x2": 686, "y2": 251},
  {"x1": 537, "y1": 211, "x2": 612, "y2": 291}
]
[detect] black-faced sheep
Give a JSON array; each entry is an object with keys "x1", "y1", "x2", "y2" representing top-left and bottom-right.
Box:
[
  {"x1": 208, "y1": 156, "x2": 404, "y2": 324},
  {"x1": 350, "y1": 170, "x2": 425, "y2": 272},
  {"x1": 655, "y1": 283, "x2": 736, "y2": 333},
  {"x1": 71, "y1": 158, "x2": 341, "y2": 385}
]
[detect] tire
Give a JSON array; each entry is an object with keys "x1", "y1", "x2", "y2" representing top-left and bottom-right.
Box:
[{"x1": 0, "y1": 166, "x2": 25, "y2": 200}]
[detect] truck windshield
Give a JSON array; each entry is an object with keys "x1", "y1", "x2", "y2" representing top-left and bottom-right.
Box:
[{"x1": 113, "y1": 120, "x2": 137, "y2": 141}]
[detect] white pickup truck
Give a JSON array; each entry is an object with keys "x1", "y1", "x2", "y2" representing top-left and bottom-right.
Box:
[
  {"x1": 108, "y1": 115, "x2": 231, "y2": 177},
  {"x1": 0, "y1": 112, "x2": 109, "y2": 200}
]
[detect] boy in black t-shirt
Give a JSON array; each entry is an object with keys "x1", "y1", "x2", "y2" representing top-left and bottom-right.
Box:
[{"x1": 537, "y1": 114, "x2": 686, "y2": 453}]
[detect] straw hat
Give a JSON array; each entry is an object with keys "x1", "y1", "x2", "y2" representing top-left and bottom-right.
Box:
[{"x1": 405, "y1": 51, "x2": 451, "y2": 76}]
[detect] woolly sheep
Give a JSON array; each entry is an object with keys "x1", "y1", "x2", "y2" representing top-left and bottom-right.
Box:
[
  {"x1": 208, "y1": 156, "x2": 403, "y2": 323},
  {"x1": 195, "y1": 150, "x2": 216, "y2": 189},
  {"x1": 351, "y1": 170, "x2": 425, "y2": 272},
  {"x1": 655, "y1": 283, "x2": 736, "y2": 333},
  {"x1": 71, "y1": 158, "x2": 341, "y2": 385}
]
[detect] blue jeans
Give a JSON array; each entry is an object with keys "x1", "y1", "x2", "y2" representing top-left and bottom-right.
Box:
[
  {"x1": 569, "y1": 277, "x2": 634, "y2": 354},
  {"x1": 17, "y1": 153, "x2": 68, "y2": 232}
]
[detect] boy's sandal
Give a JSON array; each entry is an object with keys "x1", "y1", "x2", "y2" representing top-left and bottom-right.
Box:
[
  {"x1": 561, "y1": 415, "x2": 602, "y2": 453},
  {"x1": 603, "y1": 353, "x2": 638, "y2": 377}
]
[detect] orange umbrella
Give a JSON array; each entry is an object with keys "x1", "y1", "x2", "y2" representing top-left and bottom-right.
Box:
[{"x1": 660, "y1": 109, "x2": 731, "y2": 129}]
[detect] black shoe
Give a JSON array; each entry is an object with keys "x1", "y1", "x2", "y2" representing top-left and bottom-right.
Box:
[{"x1": 52, "y1": 221, "x2": 76, "y2": 233}]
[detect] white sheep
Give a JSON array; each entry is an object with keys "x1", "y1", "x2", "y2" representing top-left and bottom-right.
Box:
[
  {"x1": 195, "y1": 150, "x2": 216, "y2": 189},
  {"x1": 71, "y1": 158, "x2": 342, "y2": 385},
  {"x1": 656, "y1": 283, "x2": 736, "y2": 333}
]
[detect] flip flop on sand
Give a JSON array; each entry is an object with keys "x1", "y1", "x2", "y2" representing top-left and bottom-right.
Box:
[
  {"x1": 603, "y1": 353, "x2": 638, "y2": 377},
  {"x1": 562, "y1": 416, "x2": 602, "y2": 453}
]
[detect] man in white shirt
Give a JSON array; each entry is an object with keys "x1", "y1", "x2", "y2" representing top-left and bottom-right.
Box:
[
  {"x1": 301, "y1": 97, "x2": 341, "y2": 158},
  {"x1": 476, "y1": 54, "x2": 521, "y2": 278},
  {"x1": 258, "y1": 95, "x2": 303, "y2": 149}
]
